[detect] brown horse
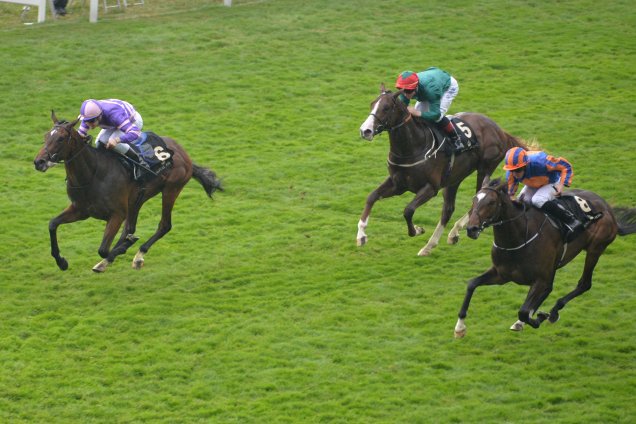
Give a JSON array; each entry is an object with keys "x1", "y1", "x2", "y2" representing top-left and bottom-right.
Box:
[
  {"x1": 454, "y1": 178, "x2": 636, "y2": 337},
  {"x1": 33, "y1": 111, "x2": 223, "y2": 272},
  {"x1": 358, "y1": 84, "x2": 527, "y2": 256}
]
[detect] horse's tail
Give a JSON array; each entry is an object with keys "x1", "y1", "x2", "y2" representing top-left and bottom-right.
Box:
[
  {"x1": 502, "y1": 131, "x2": 532, "y2": 151},
  {"x1": 192, "y1": 163, "x2": 224, "y2": 197},
  {"x1": 613, "y1": 207, "x2": 636, "y2": 236}
]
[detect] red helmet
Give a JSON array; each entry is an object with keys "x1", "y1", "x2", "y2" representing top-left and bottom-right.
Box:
[
  {"x1": 503, "y1": 147, "x2": 528, "y2": 170},
  {"x1": 395, "y1": 71, "x2": 419, "y2": 90}
]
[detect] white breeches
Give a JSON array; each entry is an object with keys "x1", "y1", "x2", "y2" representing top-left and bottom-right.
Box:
[
  {"x1": 414, "y1": 76, "x2": 459, "y2": 122},
  {"x1": 95, "y1": 112, "x2": 144, "y2": 154},
  {"x1": 519, "y1": 179, "x2": 561, "y2": 208}
]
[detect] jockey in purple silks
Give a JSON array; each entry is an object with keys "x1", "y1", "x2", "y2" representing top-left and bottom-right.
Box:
[{"x1": 77, "y1": 99, "x2": 148, "y2": 168}]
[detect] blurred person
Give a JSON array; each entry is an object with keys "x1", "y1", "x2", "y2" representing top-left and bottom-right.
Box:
[
  {"x1": 503, "y1": 147, "x2": 581, "y2": 233},
  {"x1": 78, "y1": 98, "x2": 148, "y2": 169},
  {"x1": 53, "y1": 0, "x2": 68, "y2": 16},
  {"x1": 395, "y1": 67, "x2": 460, "y2": 151}
]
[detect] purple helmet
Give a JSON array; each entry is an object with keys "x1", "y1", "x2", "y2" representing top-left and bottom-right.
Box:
[{"x1": 80, "y1": 100, "x2": 102, "y2": 120}]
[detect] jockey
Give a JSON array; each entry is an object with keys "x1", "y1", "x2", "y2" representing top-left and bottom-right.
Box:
[
  {"x1": 77, "y1": 99, "x2": 148, "y2": 169},
  {"x1": 503, "y1": 147, "x2": 582, "y2": 233},
  {"x1": 395, "y1": 67, "x2": 461, "y2": 152}
]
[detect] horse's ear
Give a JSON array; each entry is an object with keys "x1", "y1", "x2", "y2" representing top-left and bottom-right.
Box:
[
  {"x1": 70, "y1": 117, "x2": 80, "y2": 127},
  {"x1": 481, "y1": 175, "x2": 491, "y2": 188},
  {"x1": 51, "y1": 110, "x2": 58, "y2": 124},
  {"x1": 380, "y1": 83, "x2": 386, "y2": 93}
]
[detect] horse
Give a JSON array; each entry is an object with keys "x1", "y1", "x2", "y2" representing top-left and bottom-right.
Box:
[
  {"x1": 358, "y1": 84, "x2": 527, "y2": 256},
  {"x1": 454, "y1": 178, "x2": 636, "y2": 338},
  {"x1": 33, "y1": 111, "x2": 223, "y2": 272}
]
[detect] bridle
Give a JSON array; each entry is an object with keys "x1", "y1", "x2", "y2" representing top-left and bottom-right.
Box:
[
  {"x1": 369, "y1": 91, "x2": 412, "y2": 135},
  {"x1": 472, "y1": 186, "x2": 548, "y2": 251},
  {"x1": 44, "y1": 123, "x2": 89, "y2": 165}
]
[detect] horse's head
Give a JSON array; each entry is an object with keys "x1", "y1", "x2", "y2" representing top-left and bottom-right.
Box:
[
  {"x1": 359, "y1": 83, "x2": 410, "y2": 141},
  {"x1": 466, "y1": 178, "x2": 509, "y2": 239},
  {"x1": 34, "y1": 110, "x2": 82, "y2": 172}
]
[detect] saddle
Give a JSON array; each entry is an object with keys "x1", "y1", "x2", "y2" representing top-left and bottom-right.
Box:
[
  {"x1": 135, "y1": 132, "x2": 174, "y2": 171},
  {"x1": 112, "y1": 132, "x2": 174, "y2": 181},
  {"x1": 430, "y1": 116, "x2": 479, "y2": 155},
  {"x1": 549, "y1": 195, "x2": 603, "y2": 242}
]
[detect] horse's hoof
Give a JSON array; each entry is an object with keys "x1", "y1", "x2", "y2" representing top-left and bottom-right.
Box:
[
  {"x1": 537, "y1": 311, "x2": 550, "y2": 322},
  {"x1": 414, "y1": 226, "x2": 425, "y2": 236},
  {"x1": 92, "y1": 259, "x2": 111, "y2": 273},
  {"x1": 510, "y1": 321, "x2": 524, "y2": 331},
  {"x1": 56, "y1": 257, "x2": 68, "y2": 271},
  {"x1": 417, "y1": 248, "x2": 431, "y2": 257},
  {"x1": 549, "y1": 311, "x2": 560, "y2": 323},
  {"x1": 447, "y1": 235, "x2": 459, "y2": 245},
  {"x1": 356, "y1": 236, "x2": 367, "y2": 247},
  {"x1": 132, "y1": 259, "x2": 144, "y2": 270},
  {"x1": 454, "y1": 329, "x2": 466, "y2": 338}
]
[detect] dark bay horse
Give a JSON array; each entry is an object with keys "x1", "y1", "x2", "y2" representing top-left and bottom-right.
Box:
[
  {"x1": 33, "y1": 111, "x2": 223, "y2": 272},
  {"x1": 454, "y1": 178, "x2": 636, "y2": 337},
  {"x1": 358, "y1": 84, "x2": 527, "y2": 256}
]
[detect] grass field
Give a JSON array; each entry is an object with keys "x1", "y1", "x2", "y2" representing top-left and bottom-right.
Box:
[{"x1": 1, "y1": 0, "x2": 635, "y2": 422}]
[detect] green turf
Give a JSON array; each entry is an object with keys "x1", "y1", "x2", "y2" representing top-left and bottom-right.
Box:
[{"x1": 1, "y1": 0, "x2": 635, "y2": 422}]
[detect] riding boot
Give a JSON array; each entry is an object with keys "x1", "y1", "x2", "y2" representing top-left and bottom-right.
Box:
[
  {"x1": 437, "y1": 116, "x2": 461, "y2": 154},
  {"x1": 541, "y1": 200, "x2": 583, "y2": 236},
  {"x1": 123, "y1": 148, "x2": 149, "y2": 180}
]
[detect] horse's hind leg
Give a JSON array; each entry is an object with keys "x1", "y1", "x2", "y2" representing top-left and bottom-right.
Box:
[
  {"x1": 547, "y1": 249, "x2": 605, "y2": 324},
  {"x1": 447, "y1": 212, "x2": 469, "y2": 245},
  {"x1": 516, "y1": 279, "x2": 553, "y2": 330},
  {"x1": 357, "y1": 177, "x2": 404, "y2": 246},
  {"x1": 133, "y1": 187, "x2": 183, "y2": 269},
  {"x1": 92, "y1": 215, "x2": 126, "y2": 273},
  {"x1": 418, "y1": 184, "x2": 456, "y2": 256},
  {"x1": 48, "y1": 205, "x2": 89, "y2": 271}
]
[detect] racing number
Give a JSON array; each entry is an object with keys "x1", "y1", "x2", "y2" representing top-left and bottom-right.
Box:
[
  {"x1": 456, "y1": 122, "x2": 472, "y2": 138},
  {"x1": 573, "y1": 195, "x2": 592, "y2": 213},
  {"x1": 154, "y1": 146, "x2": 172, "y2": 162}
]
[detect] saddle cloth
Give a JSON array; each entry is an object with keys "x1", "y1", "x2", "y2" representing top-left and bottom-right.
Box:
[
  {"x1": 430, "y1": 116, "x2": 479, "y2": 154},
  {"x1": 557, "y1": 195, "x2": 603, "y2": 224},
  {"x1": 133, "y1": 132, "x2": 175, "y2": 169},
  {"x1": 550, "y1": 195, "x2": 603, "y2": 241}
]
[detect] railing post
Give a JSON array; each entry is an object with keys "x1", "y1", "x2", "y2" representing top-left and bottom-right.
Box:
[{"x1": 89, "y1": 0, "x2": 98, "y2": 22}]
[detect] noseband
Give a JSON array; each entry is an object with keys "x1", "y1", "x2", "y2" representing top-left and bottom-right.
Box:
[
  {"x1": 44, "y1": 124, "x2": 88, "y2": 164},
  {"x1": 473, "y1": 187, "x2": 527, "y2": 231},
  {"x1": 369, "y1": 92, "x2": 412, "y2": 135},
  {"x1": 473, "y1": 187, "x2": 550, "y2": 251}
]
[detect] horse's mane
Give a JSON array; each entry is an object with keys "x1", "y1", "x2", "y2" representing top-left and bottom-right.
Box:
[{"x1": 487, "y1": 177, "x2": 526, "y2": 211}]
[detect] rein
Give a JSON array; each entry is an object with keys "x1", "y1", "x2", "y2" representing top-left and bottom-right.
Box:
[
  {"x1": 370, "y1": 92, "x2": 442, "y2": 167},
  {"x1": 476, "y1": 188, "x2": 549, "y2": 251},
  {"x1": 45, "y1": 126, "x2": 90, "y2": 165},
  {"x1": 369, "y1": 92, "x2": 413, "y2": 135}
]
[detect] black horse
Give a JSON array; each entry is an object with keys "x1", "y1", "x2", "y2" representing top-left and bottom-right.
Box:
[
  {"x1": 358, "y1": 84, "x2": 527, "y2": 256},
  {"x1": 33, "y1": 111, "x2": 223, "y2": 272},
  {"x1": 454, "y1": 178, "x2": 636, "y2": 337}
]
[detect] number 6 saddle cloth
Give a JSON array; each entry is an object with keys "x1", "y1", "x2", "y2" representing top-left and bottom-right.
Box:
[{"x1": 134, "y1": 131, "x2": 174, "y2": 174}]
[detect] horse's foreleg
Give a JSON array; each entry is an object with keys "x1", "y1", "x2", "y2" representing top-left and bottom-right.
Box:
[
  {"x1": 548, "y1": 249, "x2": 603, "y2": 324},
  {"x1": 357, "y1": 177, "x2": 402, "y2": 247},
  {"x1": 133, "y1": 188, "x2": 181, "y2": 269},
  {"x1": 48, "y1": 205, "x2": 89, "y2": 271},
  {"x1": 92, "y1": 215, "x2": 125, "y2": 273},
  {"x1": 455, "y1": 267, "x2": 505, "y2": 338}
]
